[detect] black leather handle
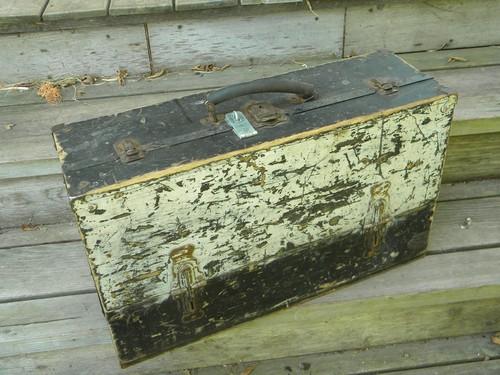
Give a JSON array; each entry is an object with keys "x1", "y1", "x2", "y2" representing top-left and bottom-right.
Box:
[{"x1": 205, "y1": 78, "x2": 316, "y2": 122}]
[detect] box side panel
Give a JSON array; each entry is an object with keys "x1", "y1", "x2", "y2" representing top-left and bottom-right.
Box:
[{"x1": 72, "y1": 95, "x2": 456, "y2": 363}]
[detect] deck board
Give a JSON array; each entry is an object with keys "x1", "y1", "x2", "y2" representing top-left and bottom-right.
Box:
[
  {"x1": 0, "y1": 0, "x2": 47, "y2": 23},
  {"x1": 345, "y1": 0, "x2": 500, "y2": 55},
  {"x1": 388, "y1": 360, "x2": 500, "y2": 375},
  {"x1": 42, "y1": 0, "x2": 108, "y2": 21},
  {"x1": 147, "y1": 7, "x2": 344, "y2": 70},
  {"x1": 0, "y1": 25, "x2": 150, "y2": 82},
  {"x1": 2, "y1": 47, "x2": 500, "y2": 108},
  {"x1": 1, "y1": 333, "x2": 497, "y2": 375},
  {"x1": 1, "y1": 280, "x2": 499, "y2": 372},
  {"x1": 109, "y1": 0, "x2": 173, "y2": 16}
]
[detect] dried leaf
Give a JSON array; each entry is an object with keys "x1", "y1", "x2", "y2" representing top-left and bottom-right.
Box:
[
  {"x1": 491, "y1": 333, "x2": 500, "y2": 345},
  {"x1": 4, "y1": 123, "x2": 15, "y2": 130},
  {"x1": 240, "y1": 365, "x2": 256, "y2": 375},
  {"x1": 191, "y1": 64, "x2": 231, "y2": 73},
  {"x1": 117, "y1": 69, "x2": 128, "y2": 86},
  {"x1": 145, "y1": 69, "x2": 167, "y2": 80},
  {"x1": 21, "y1": 223, "x2": 40, "y2": 231},
  {"x1": 37, "y1": 82, "x2": 62, "y2": 104}
]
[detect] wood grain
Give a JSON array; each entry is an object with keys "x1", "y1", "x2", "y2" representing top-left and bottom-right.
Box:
[
  {"x1": 450, "y1": 117, "x2": 500, "y2": 137},
  {"x1": 0, "y1": 25, "x2": 150, "y2": 82},
  {"x1": 0, "y1": 242, "x2": 94, "y2": 303},
  {"x1": 148, "y1": 8, "x2": 344, "y2": 69},
  {"x1": 428, "y1": 197, "x2": 500, "y2": 252},
  {"x1": 0, "y1": 222, "x2": 80, "y2": 249},
  {"x1": 344, "y1": 0, "x2": 500, "y2": 55},
  {"x1": 438, "y1": 179, "x2": 500, "y2": 202},
  {"x1": 443, "y1": 132, "x2": 500, "y2": 183},
  {"x1": 109, "y1": 0, "x2": 173, "y2": 16},
  {"x1": 388, "y1": 360, "x2": 500, "y2": 375},
  {"x1": 0, "y1": 175, "x2": 73, "y2": 228},
  {"x1": 0, "y1": 0, "x2": 46, "y2": 23},
  {"x1": 0, "y1": 159, "x2": 60, "y2": 179},
  {"x1": 175, "y1": 0, "x2": 237, "y2": 11},
  {"x1": 401, "y1": 46, "x2": 500, "y2": 72}
]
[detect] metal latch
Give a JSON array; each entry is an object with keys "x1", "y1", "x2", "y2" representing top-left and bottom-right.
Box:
[
  {"x1": 114, "y1": 138, "x2": 144, "y2": 163},
  {"x1": 225, "y1": 111, "x2": 258, "y2": 139},
  {"x1": 246, "y1": 102, "x2": 287, "y2": 126}
]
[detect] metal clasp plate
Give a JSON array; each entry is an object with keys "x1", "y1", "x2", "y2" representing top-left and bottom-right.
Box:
[
  {"x1": 225, "y1": 111, "x2": 258, "y2": 139},
  {"x1": 114, "y1": 138, "x2": 144, "y2": 163}
]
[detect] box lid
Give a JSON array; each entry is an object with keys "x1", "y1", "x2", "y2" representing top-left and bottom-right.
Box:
[{"x1": 52, "y1": 51, "x2": 447, "y2": 198}]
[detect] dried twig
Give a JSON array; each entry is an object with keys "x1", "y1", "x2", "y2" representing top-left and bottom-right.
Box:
[
  {"x1": 305, "y1": 0, "x2": 320, "y2": 18},
  {"x1": 145, "y1": 69, "x2": 167, "y2": 80},
  {"x1": 447, "y1": 56, "x2": 468, "y2": 63}
]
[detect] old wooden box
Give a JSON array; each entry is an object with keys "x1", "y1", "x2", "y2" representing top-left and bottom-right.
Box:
[{"x1": 52, "y1": 51, "x2": 457, "y2": 366}]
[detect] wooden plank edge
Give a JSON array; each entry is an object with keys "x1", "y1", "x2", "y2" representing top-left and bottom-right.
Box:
[
  {"x1": 438, "y1": 179, "x2": 500, "y2": 202},
  {"x1": 387, "y1": 358, "x2": 500, "y2": 375}
]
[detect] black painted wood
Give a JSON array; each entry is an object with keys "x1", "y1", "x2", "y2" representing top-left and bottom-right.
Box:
[{"x1": 53, "y1": 51, "x2": 444, "y2": 198}]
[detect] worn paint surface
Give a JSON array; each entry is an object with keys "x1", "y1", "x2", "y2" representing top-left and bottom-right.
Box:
[{"x1": 72, "y1": 95, "x2": 456, "y2": 316}]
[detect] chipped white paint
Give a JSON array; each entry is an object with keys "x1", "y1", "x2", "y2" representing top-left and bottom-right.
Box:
[{"x1": 73, "y1": 95, "x2": 456, "y2": 313}]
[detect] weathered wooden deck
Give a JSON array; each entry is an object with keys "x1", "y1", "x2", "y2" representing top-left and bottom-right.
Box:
[{"x1": 1, "y1": 1, "x2": 500, "y2": 373}]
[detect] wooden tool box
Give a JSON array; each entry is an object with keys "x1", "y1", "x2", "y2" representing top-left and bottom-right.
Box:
[{"x1": 52, "y1": 51, "x2": 457, "y2": 366}]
